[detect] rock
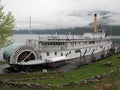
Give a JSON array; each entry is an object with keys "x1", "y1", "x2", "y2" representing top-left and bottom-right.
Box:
[
  {"x1": 103, "y1": 84, "x2": 113, "y2": 90},
  {"x1": 83, "y1": 80, "x2": 88, "y2": 84},
  {"x1": 21, "y1": 83, "x2": 28, "y2": 88},
  {"x1": 47, "y1": 84, "x2": 53, "y2": 88},
  {"x1": 104, "y1": 61, "x2": 113, "y2": 66},
  {"x1": 56, "y1": 75, "x2": 64, "y2": 78},
  {"x1": 34, "y1": 84, "x2": 41, "y2": 88},
  {"x1": 63, "y1": 83, "x2": 71, "y2": 87},
  {"x1": 74, "y1": 81, "x2": 80, "y2": 85},
  {"x1": 26, "y1": 83, "x2": 32, "y2": 88},
  {"x1": 110, "y1": 70, "x2": 115, "y2": 74},
  {"x1": 54, "y1": 85, "x2": 60, "y2": 87},
  {"x1": 43, "y1": 69, "x2": 47, "y2": 73},
  {"x1": 0, "y1": 80, "x2": 3, "y2": 84},
  {"x1": 93, "y1": 79, "x2": 100, "y2": 82},
  {"x1": 95, "y1": 75, "x2": 102, "y2": 80},
  {"x1": 117, "y1": 56, "x2": 120, "y2": 59},
  {"x1": 44, "y1": 86, "x2": 51, "y2": 90},
  {"x1": 101, "y1": 73, "x2": 108, "y2": 78}
]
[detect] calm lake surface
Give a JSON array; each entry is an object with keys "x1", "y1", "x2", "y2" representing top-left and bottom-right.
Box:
[{"x1": 0, "y1": 34, "x2": 120, "y2": 60}]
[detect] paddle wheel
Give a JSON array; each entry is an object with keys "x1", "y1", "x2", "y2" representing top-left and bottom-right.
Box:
[{"x1": 17, "y1": 51, "x2": 35, "y2": 62}]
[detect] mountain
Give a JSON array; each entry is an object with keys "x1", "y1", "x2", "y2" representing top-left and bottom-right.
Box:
[
  {"x1": 14, "y1": 25, "x2": 120, "y2": 36},
  {"x1": 14, "y1": 10, "x2": 120, "y2": 35}
]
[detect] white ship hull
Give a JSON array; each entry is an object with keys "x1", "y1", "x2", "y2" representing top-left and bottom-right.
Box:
[
  {"x1": 3, "y1": 34, "x2": 112, "y2": 66},
  {"x1": 3, "y1": 14, "x2": 113, "y2": 70}
]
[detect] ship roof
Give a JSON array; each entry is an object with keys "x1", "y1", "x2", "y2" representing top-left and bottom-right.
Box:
[{"x1": 4, "y1": 42, "x2": 24, "y2": 57}]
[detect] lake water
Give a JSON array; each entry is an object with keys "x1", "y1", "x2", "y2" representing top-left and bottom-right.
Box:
[{"x1": 0, "y1": 34, "x2": 120, "y2": 60}]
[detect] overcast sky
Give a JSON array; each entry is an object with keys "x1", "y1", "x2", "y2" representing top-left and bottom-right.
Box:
[{"x1": 2, "y1": 0, "x2": 120, "y2": 29}]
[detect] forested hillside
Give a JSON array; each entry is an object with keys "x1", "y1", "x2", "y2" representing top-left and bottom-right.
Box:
[{"x1": 14, "y1": 25, "x2": 120, "y2": 35}]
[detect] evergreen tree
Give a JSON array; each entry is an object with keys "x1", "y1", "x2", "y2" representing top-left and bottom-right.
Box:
[{"x1": 0, "y1": 0, "x2": 14, "y2": 48}]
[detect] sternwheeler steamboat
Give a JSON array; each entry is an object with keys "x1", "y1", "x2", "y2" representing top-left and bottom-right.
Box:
[{"x1": 3, "y1": 14, "x2": 112, "y2": 70}]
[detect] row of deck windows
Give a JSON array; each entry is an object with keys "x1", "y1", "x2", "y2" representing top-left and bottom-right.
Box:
[
  {"x1": 42, "y1": 42, "x2": 65, "y2": 45},
  {"x1": 41, "y1": 40, "x2": 108, "y2": 46},
  {"x1": 75, "y1": 46, "x2": 103, "y2": 53},
  {"x1": 75, "y1": 46, "x2": 110, "y2": 54},
  {"x1": 46, "y1": 47, "x2": 101, "y2": 56},
  {"x1": 70, "y1": 41, "x2": 108, "y2": 45},
  {"x1": 46, "y1": 47, "x2": 98, "y2": 56},
  {"x1": 47, "y1": 52, "x2": 63, "y2": 56},
  {"x1": 46, "y1": 51, "x2": 66, "y2": 56},
  {"x1": 46, "y1": 46, "x2": 110, "y2": 56}
]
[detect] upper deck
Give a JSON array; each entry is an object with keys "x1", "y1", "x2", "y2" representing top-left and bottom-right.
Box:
[
  {"x1": 26, "y1": 32, "x2": 112, "y2": 51},
  {"x1": 27, "y1": 29, "x2": 110, "y2": 42}
]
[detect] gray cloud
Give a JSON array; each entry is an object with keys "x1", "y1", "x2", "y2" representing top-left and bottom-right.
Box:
[{"x1": 2, "y1": 0, "x2": 120, "y2": 29}]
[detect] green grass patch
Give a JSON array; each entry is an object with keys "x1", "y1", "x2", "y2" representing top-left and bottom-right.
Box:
[
  {"x1": 0, "y1": 61, "x2": 6, "y2": 64},
  {"x1": 0, "y1": 53, "x2": 120, "y2": 89}
]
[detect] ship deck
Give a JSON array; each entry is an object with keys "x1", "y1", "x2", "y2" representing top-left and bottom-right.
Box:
[
  {"x1": 55, "y1": 52, "x2": 107, "y2": 72},
  {"x1": 0, "y1": 51, "x2": 108, "y2": 73}
]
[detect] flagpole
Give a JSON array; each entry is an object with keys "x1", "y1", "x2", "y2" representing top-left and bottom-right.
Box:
[{"x1": 29, "y1": 16, "x2": 31, "y2": 35}]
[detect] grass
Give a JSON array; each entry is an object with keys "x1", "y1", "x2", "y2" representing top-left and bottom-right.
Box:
[
  {"x1": 0, "y1": 53, "x2": 120, "y2": 89},
  {"x1": 0, "y1": 61, "x2": 6, "y2": 64}
]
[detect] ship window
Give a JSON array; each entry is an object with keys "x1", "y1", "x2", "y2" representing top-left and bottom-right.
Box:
[
  {"x1": 47, "y1": 52, "x2": 49, "y2": 56},
  {"x1": 75, "y1": 42, "x2": 76, "y2": 45},
  {"x1": 69, "y1": 51, "x2": 71, "y2": 54},
  {"x1": 75, "y1": 50, "x2": 80, "y2": 53},
  {"x1": 60, "y1": 42, "x2": 62, "y2": 45},
  {"x1": 47, "y1": 42, "x2": 49, "y2": 45},
  {"x1": 57, "y1": 42, "x2": 60, "y2": 45},
  {"x1": 92, "y1": 41, "x2": 95, "y2": 44},
  {"x1": 42, "y1": 42, "x2": 44, "y2": 45},
  {"x1": 50, "y1": 42, "x2": 52, "y2": 45},
  {"x1": 90, "y1": 41, "x2": 92, "y2": 44},
  {"x1": 55, "y1": 52, "x2": 57, "y2": 55},
  {"x1": 53, "y1": 42, "x2": 56, "y2": 45},
  {"x1": 61, "y1": 53, "x2": 63, "y2": 56},
  {"x1": 55, "y1": 42, "x2": 57, "y2": 45},
  {"x1": 40, "y1": 56, "x2": 42, "y2": 60},
  {"x1": 100, "y1": 46, "x2": 103, "y2": 48}
]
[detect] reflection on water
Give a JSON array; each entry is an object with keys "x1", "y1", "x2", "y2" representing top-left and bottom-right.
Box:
[{"x1": 112, "y1": 38, "x2": 120, "y2": 45}]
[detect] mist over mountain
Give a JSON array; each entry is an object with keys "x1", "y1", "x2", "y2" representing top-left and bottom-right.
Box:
[
  {"x1": 69, "y1": 10, "x2": 120, "y2": 26},
  {"x1": 13, "y1": 25, "x2": 120, "y2": 36},
  {"x1": 14, "y1": 10, "x2": 120, "y2": 35}
]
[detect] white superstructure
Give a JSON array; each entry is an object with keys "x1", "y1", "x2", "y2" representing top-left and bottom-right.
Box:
[{"x1": 3, "y1": 30, "x2": 112, "y2": 65}]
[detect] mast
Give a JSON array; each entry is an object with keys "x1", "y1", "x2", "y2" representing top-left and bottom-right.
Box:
[
  {"x1": 94, "y1": 14, "x2": 97, "y2": 33},
  {"x1": 110, "y1": 25, "x2": 112, "y2": 37},
  {"x1": 29, "y1": 16, "x2": 31, "y2": 35}
]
